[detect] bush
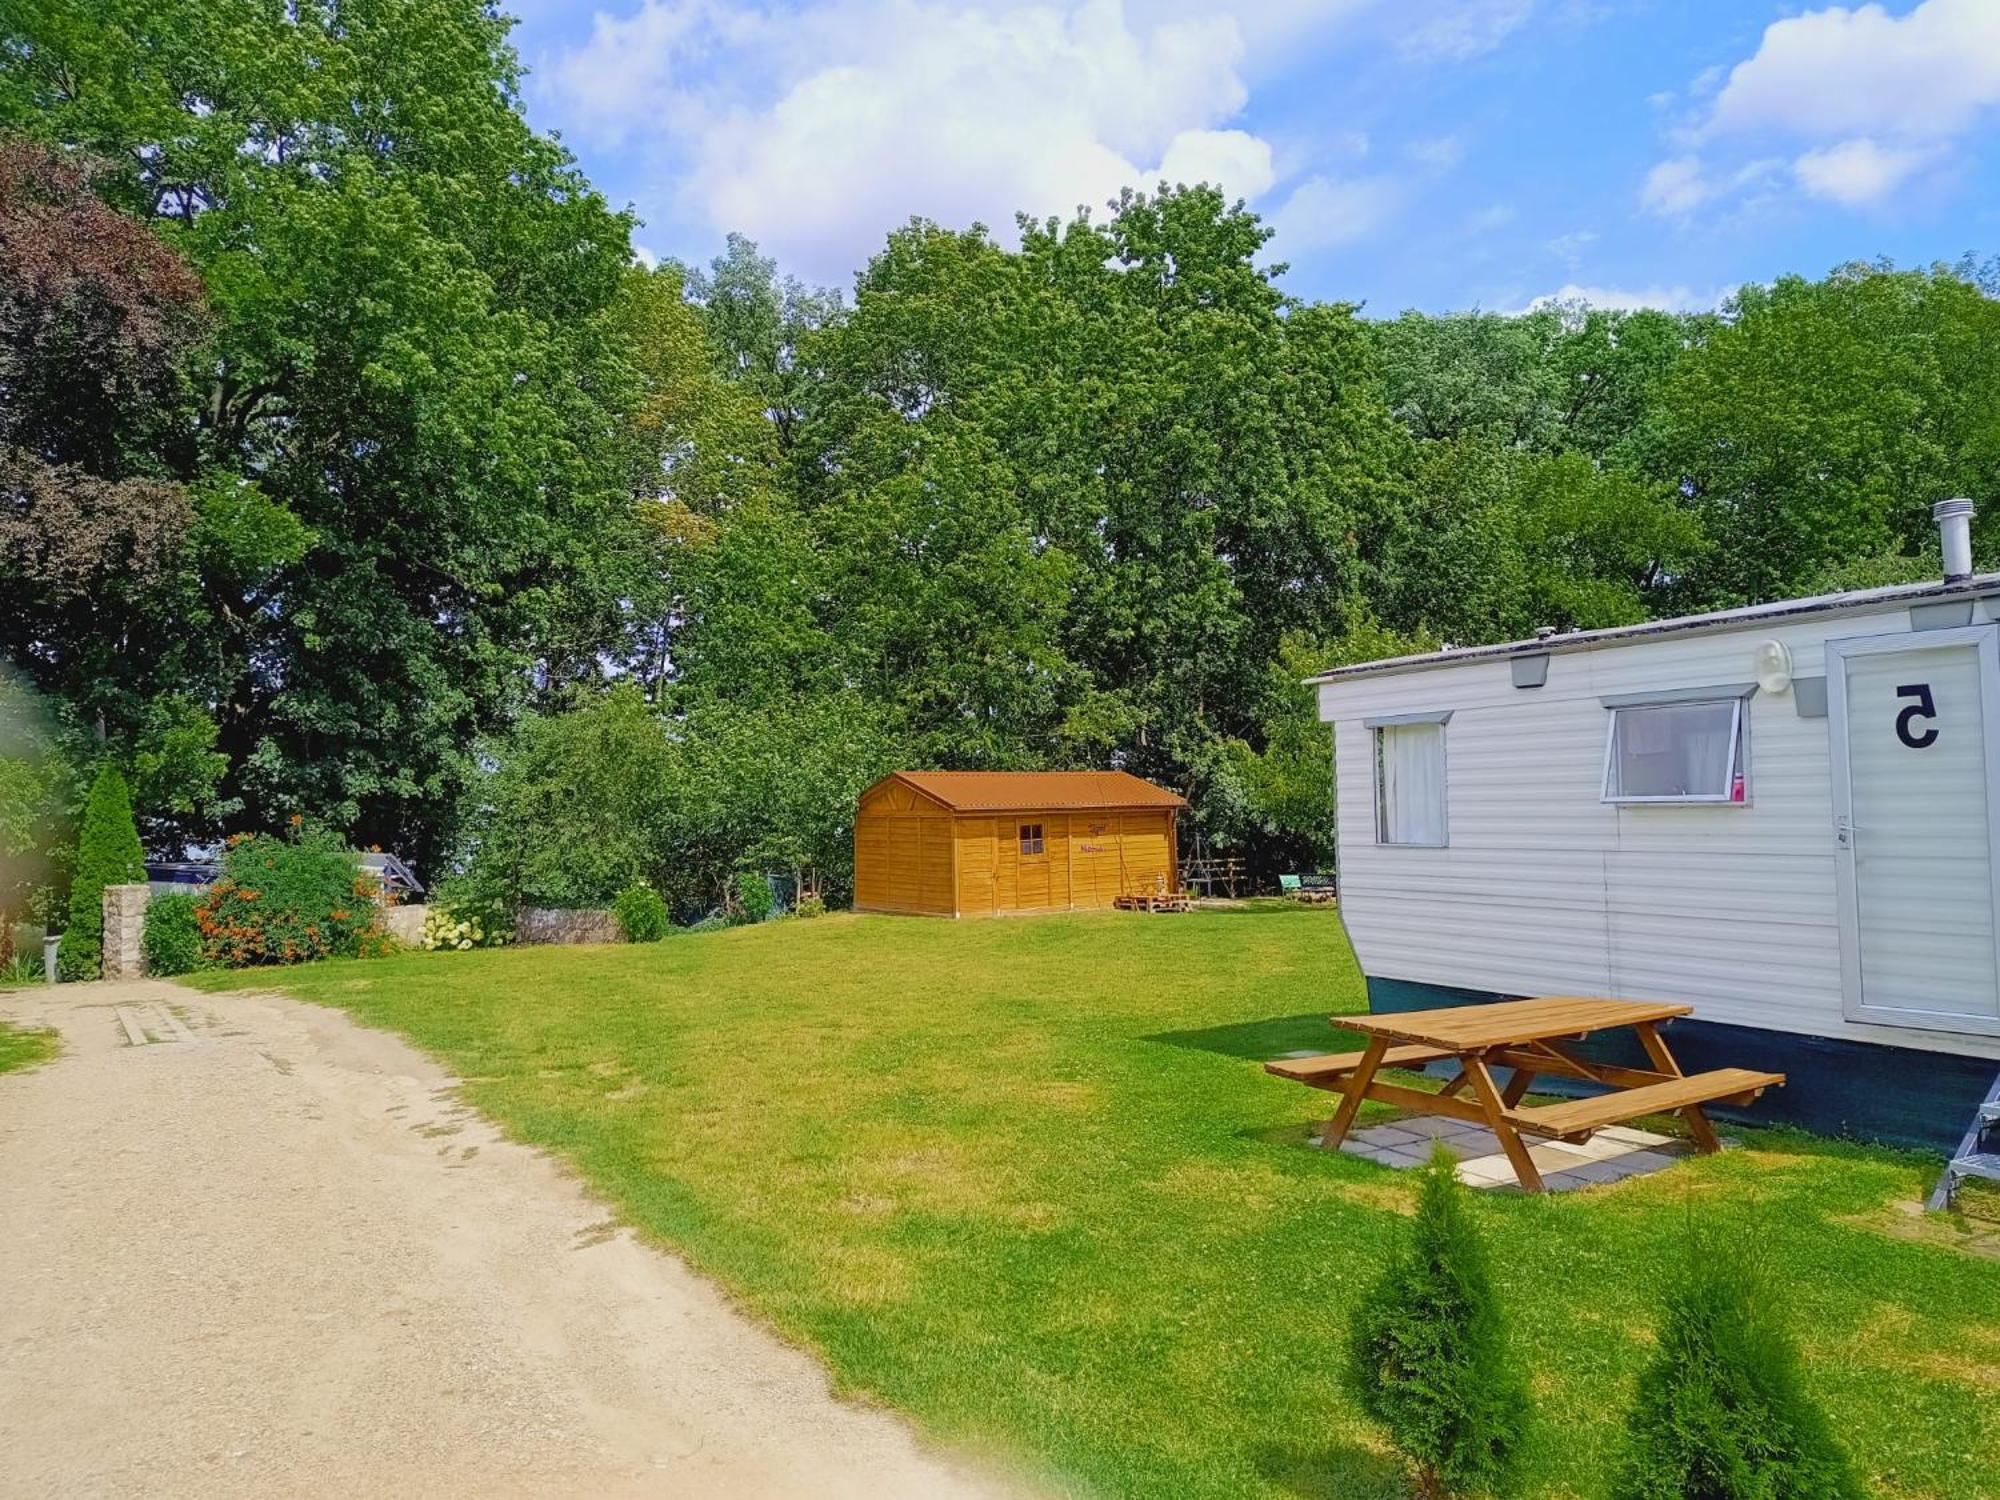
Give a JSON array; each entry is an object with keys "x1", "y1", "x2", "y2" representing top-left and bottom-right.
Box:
[
  {"x1": 793, "y1": 893, "x2": 827, "y2": 920},
  {"x1": 142, "y1": 892, "x2": 204, "y2": 976},
  {"x1": 1613, "y1": 1232, "x2": 1862, "y2": 1500},
  {"x1": 734, "y1": 870, "x2": 775, "y2": 924},
  {"x1": 195, "y1": 828, "x2": 381, "y2": 967},
  {"x1": 613, "y1": 882, "x2": 672, "y2": 942},
  {"x1": 421, "y1": 895, "x2": 514, "y2": 951},
  {"x1": 1344, "y1": 1144, "x2": 1531, "y2": 1499},
  {"x1": 688, "y1": 912, "x2": 731, "y2": 934},
  {"x1": 57, "y1": 764, "x2": 146, "y2": 980}
]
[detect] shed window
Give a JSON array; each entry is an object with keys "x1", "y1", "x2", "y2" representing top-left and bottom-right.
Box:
[
  {"x1": 1018, "y1": 822, "x2": 1045, "y2": 855},
  {"x1": 1373, "y1": 722, "x2": 1448, "y2": 846},
  {"x1": 1602, "y1": 699, "x2": 1747, "y2": 804}
]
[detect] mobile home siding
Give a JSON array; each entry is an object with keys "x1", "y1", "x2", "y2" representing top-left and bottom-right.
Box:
[{"x1": 1322, "y1": 598, "x2": 2000, "y2": 1064}]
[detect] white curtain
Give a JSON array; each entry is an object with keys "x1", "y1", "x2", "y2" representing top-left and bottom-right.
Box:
[
  {"x1": 1378, "y1": 723, "x2": 1446, "y2": 844},
  {"x1": 1613, "y1": 701, "x2": 1736, "y2": 799}
]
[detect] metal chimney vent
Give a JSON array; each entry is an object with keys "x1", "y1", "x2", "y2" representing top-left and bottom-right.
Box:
[{"x1": 1935, "y1": 497, "x2": 1975, "y2": 582}]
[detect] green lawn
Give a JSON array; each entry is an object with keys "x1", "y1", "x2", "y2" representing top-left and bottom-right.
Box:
[
  {"x1": 0, "y1": 1019, "x2": 59, "y2": 1075},
  {"x1": 192, "y1": 909, "x2": 2000, "y2": 1498}
]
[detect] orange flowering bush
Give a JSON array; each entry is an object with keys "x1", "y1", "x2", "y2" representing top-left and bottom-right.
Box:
[{"x1": 195, "y1": 828, "x2": 383, "y2": 967}]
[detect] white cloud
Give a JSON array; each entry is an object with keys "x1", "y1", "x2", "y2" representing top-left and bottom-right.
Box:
[
  {"x1": 1269, "y1": 173, "x2": 1403, "y2": 254},
  {"x1": 1520, "y1": 282, "x2": 1721, "y2": 314},
  {"x1": 1404, "y1": 135, "x2": 1465, "y2": 170},
  {"x1": 542, "y1": 0, "x2": 1551, "y2": 279},
  {"x1": 1394, "y1": 0, "x2": 1535, "y2": 62},
  {"x1": 546, "y1": 0, "x2": 711, "y2": 148},
  {"x1": 1546, "y1": 228, "x2": 1597, "y2": 265},
  {"x1": 1157, "y1": 129, "x2": 1277, "y2": 199},
  {"x1": 1792, "y1": 137, "x2": 1938, "y2": 206},
  {"x1": 1639, "y1": 155, "x2": 1711, "y2": 217},
  {"x1": 1648, "y1": 0, "x2": 2000, "y2": 216},
  {"x1": 1707, "y1": 0, "x2": 2000, "y2": 143},
  {"x1": 1638, "y1": 154, "x2": 1782, "y2": 219},
  {"x1": 553, "y1": 0, "x2": 1292, "y2": 280}
]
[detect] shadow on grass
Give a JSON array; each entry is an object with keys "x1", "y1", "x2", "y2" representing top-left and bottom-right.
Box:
[
  {"x1": 1144, "y1": 1013, "x2": 1372, "y2": 1061},
  {"x1": 1253, "y1": 1441, "x2": 1407, "y2": 1500}
]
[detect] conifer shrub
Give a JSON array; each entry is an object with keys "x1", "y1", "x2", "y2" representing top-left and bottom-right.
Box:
[
  {"x1": 1613, "y1": 1231, "x2": 1863, "y2": 1500},
  {"x1": 195, "y1": 827, "x2": 380, "y2": 966},
  {"x1": 1343, "y1": 1144, "x2": 1531, "y2": 1499},
  {"x1": 56, "y1": 764, "x2": 146, "y2": 980},
  {"x1": 613, "y1": 881, "x2": 672, "y2": 942},
  {"x1": 141, "y1": 891, "x2": 204, "y2": 976}
]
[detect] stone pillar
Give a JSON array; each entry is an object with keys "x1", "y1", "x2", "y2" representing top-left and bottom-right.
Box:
[{"x1": 102, "y1": 883, "x2": 150, "y2": 982}]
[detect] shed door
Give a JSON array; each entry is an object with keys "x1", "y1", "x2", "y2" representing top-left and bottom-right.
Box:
[{"x1": 1829, "y1": 625, "x2": 2000, "y2": 1034}]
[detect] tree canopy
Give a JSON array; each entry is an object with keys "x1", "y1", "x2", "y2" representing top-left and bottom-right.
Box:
[{"x1": 3, "y1": 0, "x2": 1997, "y2": 900}]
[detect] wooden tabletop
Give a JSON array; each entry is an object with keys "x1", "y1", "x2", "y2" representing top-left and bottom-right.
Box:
[{"x1": 1339, "y1": 996, "x2": 1692, "y2": 1051}]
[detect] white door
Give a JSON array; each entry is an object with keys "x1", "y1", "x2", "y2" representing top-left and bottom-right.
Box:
[{"x1": 1829, "y1": 625, "x2": 2000, "y2": 1035}]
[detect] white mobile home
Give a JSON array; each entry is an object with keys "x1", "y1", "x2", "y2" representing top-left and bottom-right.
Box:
[{"x1": 1313, "y1": 503, "x2": 2000, "y2": 1151}]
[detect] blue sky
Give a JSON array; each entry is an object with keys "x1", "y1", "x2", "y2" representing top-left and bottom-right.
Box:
[{"x1": 505, "y1": 0, "x2": 2000, "y2": 314}]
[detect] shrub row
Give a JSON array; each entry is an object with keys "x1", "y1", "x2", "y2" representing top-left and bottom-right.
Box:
[{"x1": 1346, "y1": 1145, "x2": 1861, "y2": 1500}]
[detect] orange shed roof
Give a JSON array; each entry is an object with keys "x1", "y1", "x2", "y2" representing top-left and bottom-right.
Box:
[{"x1": 879, "y1": 770, "x2": 1187, "y2": 812}]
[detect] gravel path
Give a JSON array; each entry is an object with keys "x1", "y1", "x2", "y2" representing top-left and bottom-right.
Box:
[{"x1": 0, "y1": 982, "x2": 1020, "y2": 1499}]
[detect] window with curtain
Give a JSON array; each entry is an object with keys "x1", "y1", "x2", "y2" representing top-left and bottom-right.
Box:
[
  {"x1": 1374, "y1": 721, "x2": 1448, "y2": 846},
  {"x1": 1602, "y1": 698, "x2": 1747, "y2": 803}
]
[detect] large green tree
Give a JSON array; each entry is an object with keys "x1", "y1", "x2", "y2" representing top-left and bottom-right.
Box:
[
  {"x1": 1, "y1": 0, "x2": 657, "y2": 866},
  {"x1": 1647, "y1": 261, "x2": 2000, "y2": 607}
]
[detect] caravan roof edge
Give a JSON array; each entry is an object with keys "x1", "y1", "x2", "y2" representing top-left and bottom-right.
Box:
[{"x1": 1305, "y1": 573, "x2": 2000, "y2": 686}]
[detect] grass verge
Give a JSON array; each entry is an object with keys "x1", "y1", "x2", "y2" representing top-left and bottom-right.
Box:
[
  {"x1": 0, "y1": 1019, "x2": 59, "y2": 1075},
  {"x1": 191, "y1": 908, "x2": 1999, "y2": 1499}
]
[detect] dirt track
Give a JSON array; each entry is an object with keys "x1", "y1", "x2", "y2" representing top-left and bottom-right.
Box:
[{"x1": 0, "y1": 982, "x2": 1018, "y2": 1499}]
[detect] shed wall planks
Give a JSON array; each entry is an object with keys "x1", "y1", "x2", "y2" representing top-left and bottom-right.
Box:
[{"x1": 854, "y1": 782, "x2": 1180, "y2": 918}]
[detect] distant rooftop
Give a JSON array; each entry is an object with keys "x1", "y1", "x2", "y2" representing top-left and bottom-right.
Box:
[
  {"x1": 882, "y1": 770, "x2": 1187, "y2": 812},
  {"x1": 1307, "y1": 572, "x2": 2000, "y2": 686}
]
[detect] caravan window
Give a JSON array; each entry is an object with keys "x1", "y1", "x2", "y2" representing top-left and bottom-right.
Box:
[
  {"x1": 1602, "y1": 698, "x2": 1747, "y2": 804},
  {"x1": 1373, "y1": 720, "x2": 1449, "y2": 846}
]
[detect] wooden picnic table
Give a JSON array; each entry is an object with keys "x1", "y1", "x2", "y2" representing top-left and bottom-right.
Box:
[{"x1": 1264, "y1": 996, "x2": 1785, "y2": 1193}]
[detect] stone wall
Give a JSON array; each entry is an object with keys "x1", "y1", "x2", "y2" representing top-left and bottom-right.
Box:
[
  {"x1": 382, "y1": 903, "x2": 427, "y2": 946},
  {"x1": 516, "y1": 907, "x2": 621, "y2": 946},
  {"x1": 102, "y1": 883, "x2": 150, "y2": 982}
]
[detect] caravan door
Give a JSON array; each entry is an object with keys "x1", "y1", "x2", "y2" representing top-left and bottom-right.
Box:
[{"x1": 1829, "y1": 625, "x2": 2000, "y2": 1035}]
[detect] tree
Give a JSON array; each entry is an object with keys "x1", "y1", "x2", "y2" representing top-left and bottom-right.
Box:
[
  {"x1": 56, "y1": 761, "x2": 143, "y2": 980},
  {"x1": 2, "y1": 1, "x2": 657, "y2": 866},
  {"x1": 1614, "y1": 1232, "x2": 1863, "y2": 1500},
  {"x1": 0, "y1": 669, "x2": 68, "y2": 965},
  {"x1": 1344, "y1": 1145, "x2": 1531, "y2": 1499},
  {"x1": 1647, "y1": 261, "x2": 2000, "y2": 608},
  {"x1": 461, "y1": 685, "x2": 680, "y2": 912}
]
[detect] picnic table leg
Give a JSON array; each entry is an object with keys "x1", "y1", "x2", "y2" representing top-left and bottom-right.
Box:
[
  {"x1": 1500, "y1": 1063, "x2": 1537, "y2": 1108},
  {"x1": 1437, "y1": 1067, "x2": 1470, "y2": 1098},
  {"x1": 1321, "y1": 1035, "x2": 1388, "y2": 1151},
  {"x1": 1633, "y1": 1021, "x2": 1724, "y2": 1155},
  {"x1": 1463, "y1": 1057, "x2": 1545, "y2": 1193}
]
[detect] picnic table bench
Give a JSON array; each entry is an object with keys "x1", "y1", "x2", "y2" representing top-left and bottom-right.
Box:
[{"x1": 1265, "y1": 996, "x2": 1785, "y2": 1192}]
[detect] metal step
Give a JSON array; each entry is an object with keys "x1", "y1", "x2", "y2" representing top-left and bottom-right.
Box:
[{"x1": 1928, "y1": 1069, "x2": 2000, "y2": 1211}]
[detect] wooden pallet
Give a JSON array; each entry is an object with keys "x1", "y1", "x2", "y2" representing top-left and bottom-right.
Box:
[{"x1": 1114, "y1": 890, "x2": 1192, "y2": 913}]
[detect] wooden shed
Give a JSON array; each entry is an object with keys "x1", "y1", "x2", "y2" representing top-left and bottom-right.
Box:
[{"x1": 853, "y1": 771, "x2": 1187, "y2": 917}]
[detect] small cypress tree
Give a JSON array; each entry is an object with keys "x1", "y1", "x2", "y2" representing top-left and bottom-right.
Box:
[
  {"x1": 1614, "y1": 1231, "x2": 1863, "y2": 1500},
  {"x1": 56, "y1": 764, "x2": 145, "y2": 980},
  {"x1": 1344, "y1": 1144, "x2": 1531, "y2": 1499}
]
